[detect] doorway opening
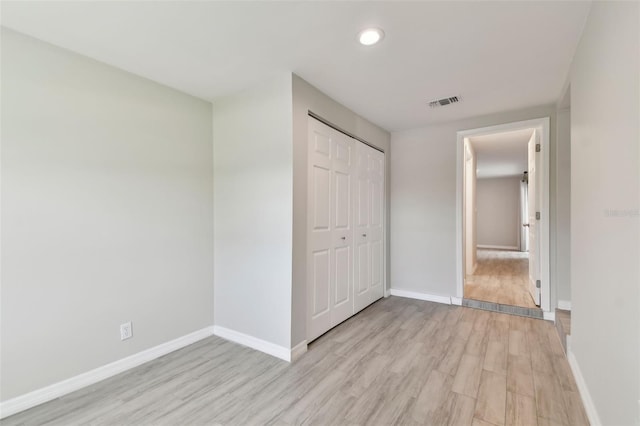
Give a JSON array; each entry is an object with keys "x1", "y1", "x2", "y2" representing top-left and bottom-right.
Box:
[{"x1": 456, "y1": 118, "x2": 551, "y2": 318}]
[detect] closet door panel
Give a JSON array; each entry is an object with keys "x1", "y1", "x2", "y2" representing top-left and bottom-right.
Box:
[
  {"x1": 330, "y1": 132, "x2": 354, "y2": 326},
  {"x1": 334, "y1": 246, "x2": 351, "y2": 305},
  {"x1": 356, "y1": 242, "x2": 370, "y2": 294},
  {"x1": 368, "y1": 149, "x2": 385, "y2": 303},
  {"x1": 354, "y1": 144, "x2": 368, "y2": 227},
  {"x1": 370, "y1": 240, "x2": 383, "y2": 290},
  {"x1": 311, "y1": 250, "x2": 331, "y2": 317},
  {"x1": 307, "y1": 120, "x2": 335, "y2": 340},
  {"x1": 334, "y1": 171, "x2": 350, "y2": 229},
  {"x1": 354, "y1": 144, "x2": 372, "y2": 312},
  {"x1": 312, "y1": 166, "x2": 331, "y2": 231}
]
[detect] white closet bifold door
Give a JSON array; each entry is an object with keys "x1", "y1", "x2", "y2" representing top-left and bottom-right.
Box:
[
  {"x1": 307, "y1": 117, "x2": 355, "y2": 341},
  {"x1": 307, "y1": 116, "x2": 384, "y2": 342},
  {"x1": 354, "y1": 141, "x2": 385, "y2": 313}
]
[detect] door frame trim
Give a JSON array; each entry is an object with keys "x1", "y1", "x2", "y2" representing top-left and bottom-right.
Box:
[
  {"x1": 455, "y1": 117, "x2": 551, "y2": 313},
  {"x1": 308, "y1": 111, "x2": 384, "y2": 154}
]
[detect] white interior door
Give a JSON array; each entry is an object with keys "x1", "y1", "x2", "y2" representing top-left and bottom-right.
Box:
[
  {"x1": 307, "y1": 118, "x2": 355, "y2": 341},
  {"x1": 354, "y1": 142, "x2": 385, "y2": 313},
  {"x1": 527, "y1": 131, "x2": 541, "y2": 306},
  {"x1": 520, "y1": 181, "x2": 529, "y2": 252}
]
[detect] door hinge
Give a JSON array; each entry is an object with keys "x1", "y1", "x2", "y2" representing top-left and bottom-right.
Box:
[
  {"x1": 535, "y1": 143, "x2": 541, "y2": 152},
  {"x1": 536, "y1": 211, "x2": 540, "y2": 220},
  {"x1": 536, "y1": 280, "x2": 541, "y2": 289}
]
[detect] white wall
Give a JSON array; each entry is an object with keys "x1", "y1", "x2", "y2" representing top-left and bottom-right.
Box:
[
  {"x1": 291, "y1": 75, "x2": 390, "y2": 346},
  {"x1": 463, "y1": 139, "x2": 477, "y2": 273},
  {"x1": 213, "y1": 74, "x2": 293, "y2": 349},
  {"x1": 569, "y1": 2, "x2": 639, "y2": 424},
  {"x1": 476, "y1": 177, "x2": 521, "y2": 249},
  {"x1": 555, "y1": 108, "x2": 571, "y2": 303},
  {"x1": 1, "y1": 29, "x2": 214, "y2": 401},
  {"x1": 390, "y1": 105, "x2": 557, "y2": 300}
]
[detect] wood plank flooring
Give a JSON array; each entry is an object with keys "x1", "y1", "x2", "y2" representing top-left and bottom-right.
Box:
[
  {"x1": 465, "y1": 249, "x2": 538, "y2": 309},
  {"x1": 1, "y1": 297, "x2": 588, "y2": 426}
]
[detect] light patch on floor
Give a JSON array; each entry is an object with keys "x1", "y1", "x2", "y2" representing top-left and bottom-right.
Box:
[{"x1": 465, "y1": 249, "x2": 538, "y2": 309}]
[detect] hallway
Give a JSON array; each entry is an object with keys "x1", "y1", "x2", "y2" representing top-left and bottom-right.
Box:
[{"x1": 465, "y1": 249, "x2": 537, "y2": 309}]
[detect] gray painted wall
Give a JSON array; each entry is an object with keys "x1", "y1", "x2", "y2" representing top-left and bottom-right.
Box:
[
  {"x1": 390, "y1": 105, "x2": 558, "y2": 305},
  {"x1": 1, "y1": 29, "x2": 214, "y2": 401},
  {"x1": 213, "y1": 74, "x2": 293, "y2": 349},
  {"x1": 291, "y1": 75, "x2": 391, "y2": 346},
  {"x1": 476, "y1": 177, "x2": 521, "y2": 249},
  {"x1": 569, "y1": 2, "x2": 639, "y2": 424}
]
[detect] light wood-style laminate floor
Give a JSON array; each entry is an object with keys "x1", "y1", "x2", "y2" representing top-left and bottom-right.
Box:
[
  {"x1": 2, "y1": 297, "x2": 587, "y2": 426},
  {"x1": 465, "y1": 250, "x2": 538, "y2": 309}
]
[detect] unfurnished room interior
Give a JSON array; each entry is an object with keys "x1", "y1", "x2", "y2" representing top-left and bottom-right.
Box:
[{"x1": 0, "y1": 1, "x2": 638, "y2": 425}]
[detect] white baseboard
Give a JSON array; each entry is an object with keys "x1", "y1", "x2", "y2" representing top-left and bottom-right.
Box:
[
  {"x1": 477, "y1": 244, "x2": 519, "y2": 250},
  {"x1": 290, "y1": 340, "x2": 308, "y2": 362},
  {"x1": 0, "y1": 326, "x2": 215, "y2": 419},
  {"x1": 567, "y1": 349, "x2": 602, "y2": 426},
  {"x1": 450, "y1": 296, "x2": 463, "y2": 306},
  {"x1": 390, "y1": 288, "x2": 452, "y2": 305},
  {"x1": 543, "y1": 310, "x2": 556, "y2": 322},
  {"x1": 212, "y1": 325, "x2": 291, "y2": 362},
  {"x1": 557, "y1": 300, "x2": 572, "y2": 311}
]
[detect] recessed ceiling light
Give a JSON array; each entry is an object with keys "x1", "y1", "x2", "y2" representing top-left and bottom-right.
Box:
[{"x1": 358, "y1": 28, "x2": 384, "y2": 46}]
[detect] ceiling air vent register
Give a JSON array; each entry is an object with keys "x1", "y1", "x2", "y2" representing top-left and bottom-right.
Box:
[{"x1": 428, "y1": 96, "x2": 460, "y2": 108}]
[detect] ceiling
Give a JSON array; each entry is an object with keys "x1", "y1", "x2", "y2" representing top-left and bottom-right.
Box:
[
  {"x1": 0, "y1": 1, "x2": 591, "y2": 132},
  {"x1": 470, "y1": 128, "x2": 533, "y2": 179}
]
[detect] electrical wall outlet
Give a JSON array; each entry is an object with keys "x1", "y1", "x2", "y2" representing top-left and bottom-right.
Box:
[{"x1": 120, "y1": 322, "x2": 132, "y2": 341}]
